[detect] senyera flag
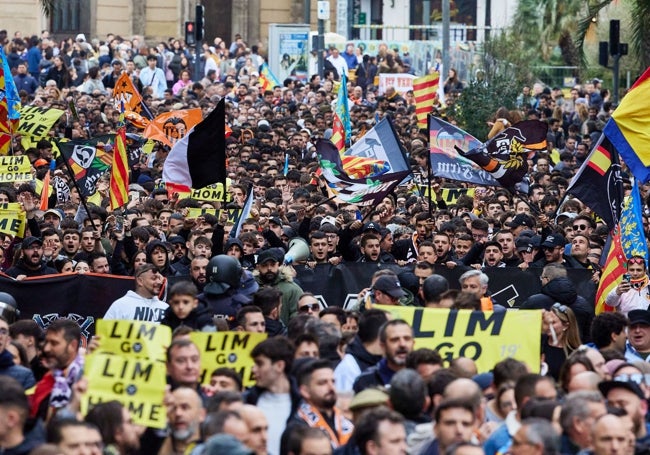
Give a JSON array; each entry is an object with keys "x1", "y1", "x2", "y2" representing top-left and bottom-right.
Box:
[
  {"x1": 414, "y1": 73, "x2": 439, "y2": 129},
  {"x1": 162, "y1": 99, "x2": 226, "y2": 193}
]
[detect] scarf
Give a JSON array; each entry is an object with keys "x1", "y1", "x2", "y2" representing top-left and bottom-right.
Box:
[
  {"x1": 50, "y1": 352, "x2": 84, "y2": 409},
  {"x1": 297, "y1": 401, "x2": 353, "y2": 448},
  {"x1": 631, "y1": 276, "x2": 649, "y2": 292}
]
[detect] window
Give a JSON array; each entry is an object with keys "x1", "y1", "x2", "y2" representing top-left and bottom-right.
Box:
[{"x1": 51, "y1": 0, "x2": 82, "y2": 33}]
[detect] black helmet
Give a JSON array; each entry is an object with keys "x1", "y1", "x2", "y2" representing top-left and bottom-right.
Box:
[
  {"x1": 204, "y1": 255, "x2": 242, "y2": 295},
  {"x1": 0, "y1": 292, "x2": 19, "y2": 324},
  {"x1": 422, "y1": 275, "x2": 449, "y2": 302}
]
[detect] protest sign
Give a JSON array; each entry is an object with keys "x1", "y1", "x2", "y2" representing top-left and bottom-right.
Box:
[
  {"x1": 414, "y1": 185, "x2": 476, "y2": 205},
  {"x1": 377, "y1": 74, "x2": 416, "y2": 95},
  {"x1": 17, "y1": 106, "x2": 64, "y2": 138},
  {"x1": 186, "y1": 208, "x2": 242, "y2": 223},
  {"x1": 0, "y1": 155, "x2": 31, "y2": 182},
  {"x1": 95, "y1": 319, "x2": 171, "y2": 363},
  {"x1": 375, "y1": 305, "x2": 542, "y2": 373},
  {"x1": 174, "y1": 182, "x2": 231, "y2": 202},
  {"x1": 190, "y1": 331, "x2": 267, "y2": 387},
  {"x1": 82, "y1": 353, "x2": 167, "y2": 429},
  {"x1": 0, "y1": 202, "x2": 26, "y2": 237}
]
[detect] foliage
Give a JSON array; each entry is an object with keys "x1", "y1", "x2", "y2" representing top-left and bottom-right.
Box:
[
  {"x1": 39, "y1": 0, "x2": 54, "y2": 17},
  {"x1": 447, "y1": 73, "x2": 520, "y2": 141}
]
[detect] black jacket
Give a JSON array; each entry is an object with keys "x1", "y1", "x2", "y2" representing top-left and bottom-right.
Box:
[
  {"x1": 160, "y1": 301, "x2": 215, "y2": 331},
  {"x1": 521, "y1": 277, "x2": 594, "y2": 342},
  {"x1": 5, "y1": 260, "x2": 57, "y2": 278},
  {"x1": 346, "y1": 336, "x2": 382, "y2": 373}
]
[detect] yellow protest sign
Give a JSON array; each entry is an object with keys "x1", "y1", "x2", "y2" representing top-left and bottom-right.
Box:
[
  {"x1": 82, "y1": 353, "x2": 167, "y2": 429},
  {"x1": 20, "y1": 136, "x2": 61, "y2": 158},
  {"x1": 415, "y1": 185, "x2": 475, "y2": 205},
  {"x1": 186, "y1": 208, "x2": 242, "y2": 223},
  {"x1": 0, "y1": 204, "x2": 26, "y2": 237},
  {"x1": 186, "y1": 183, "x2": 230, "y2": 202},
  {"x1": 17, "y1": 106, "x2": 64, "y2": 139},
  {"x1": 95, "y1": 319, "x2": 171, "y2": 363},
  {"x1": 374, "y1": 305, "x2": 541, "y2": 373},
  {"x1": 0, "y1": 156, "x2": 31, "y2": 183},
  {"x1": 190, "y1": 331, "x2": 267, "y2": 387}
]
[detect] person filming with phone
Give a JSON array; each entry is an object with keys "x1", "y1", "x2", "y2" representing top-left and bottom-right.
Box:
[{"x1": 606, "y1": 256, "x2": 650, "y2": 317}]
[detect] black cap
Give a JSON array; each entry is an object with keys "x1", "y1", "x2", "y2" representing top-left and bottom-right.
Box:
[
  {"x1": 373, "y1": 276, "x2": 406, "y2": 298},
  {"x1": 599, "y1": 380, "x2": 644, "y2": 400},
  {"x1": 516, "y1": 237, "x2": 533, "y2": 252},
  {"x1": 363, "y1": 222, "x2": 381, "y2": 233},
  {"x1": 541, "y1": 234, "x2": 566, "y2": 248},
  {"x1": 21, "y1": 236, "x2": 42, "y2": 249},
  {"x1": 628, "y1": 309, "x2": 650, "y2": 326},
  {"x1": 168, "y1": 235, "x2": 186, "y2": 245},
  {"x1": 269, "y1": 217, "x2": 283, "y2": 226},
  {"x1": 257, "y1": 248, "x2": 283, "y2": 265},
  {"x1": 507, "y1": 214, "x2": 535, "y2": 229}
]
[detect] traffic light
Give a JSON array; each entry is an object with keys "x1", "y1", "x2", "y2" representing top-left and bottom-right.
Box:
[
  {"x1": 599, "y1": 42, "x2": 608, "y2": 67},
  {"x1": 195, "y1": 5, "x2": 204, "y2": 42},
  {"x1": 185, "y1": 22, "x2": 196, "y2": 46},
  {"x1": 609, "y1": 20, "x2": 620, "y2": 56}
]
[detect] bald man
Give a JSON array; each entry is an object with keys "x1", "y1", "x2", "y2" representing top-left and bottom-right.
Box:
[
  {"x1": 567, "y1": 371, "x2": 602, "y2": 393},
  {"x1": 239, "y1": 404, "x2": 269, "y2": 455},
  {"x1": 592, "y1": 414, "x2": 633, "y2": 455}
]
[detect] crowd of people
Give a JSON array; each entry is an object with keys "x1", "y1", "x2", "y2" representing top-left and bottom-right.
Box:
[{"x1": 0, "y1": 26, "x2": 647, "y2": 455}]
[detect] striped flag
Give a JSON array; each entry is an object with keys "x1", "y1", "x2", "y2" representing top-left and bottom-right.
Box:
[
  {"x1": 595, "y1": 229, "x2": 626, "y2": 314},
  {"x1": 414, "y1": 73, "x2": 439, "y2": 129},
  {"x1": 259, "y1": 63, "x2": 281, "y2": 92},
  {"x1": 230, "y1": 187, "x2": 254, "y2": 239},
  {"x1": 331, "y1": 73, "x2": 351, "y2": 152},
  {"x1": 110, "y1": 111, "x2": 129, "y2": 210}
]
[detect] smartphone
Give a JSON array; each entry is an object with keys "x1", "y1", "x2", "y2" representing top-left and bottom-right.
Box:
[
  {"x1": 623, "y1": 273, "x2": 631, "y2": 282},
  {"x1": 115, "y1": 216, "x2": 124, "y2": 232}
]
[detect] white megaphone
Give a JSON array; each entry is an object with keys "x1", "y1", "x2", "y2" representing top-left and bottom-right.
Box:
[{"x1": 284, "y1": 237, "x2": 310, "y2": 264}]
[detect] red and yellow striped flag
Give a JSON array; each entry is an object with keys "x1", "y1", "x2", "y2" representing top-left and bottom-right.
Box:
[
  {"x1": 595, "y1": 229, "x2": 626, "y2": 314},
  {"x1": 0, "y1": 55, "x2": 11, "y2": 155},
  {"x1": 259, "y1": 73, "x2": 272, "y2": 92},
  {"x1": 414, "y1": 72, "x2": 440, "y2": 129},
  {"x1": 110, "y1": 119, "x2": 129, "y2": 210}
]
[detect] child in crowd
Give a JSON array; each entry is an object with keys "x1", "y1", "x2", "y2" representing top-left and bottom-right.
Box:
[{"x1": 161, "y1": 281, "x2": 215, "y2": 331}]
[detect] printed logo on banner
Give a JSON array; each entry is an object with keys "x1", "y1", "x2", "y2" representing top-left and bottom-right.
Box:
[
  {"x1": 71, "y1": 145, "x2": 97, "y2": 169},
  {"x1": 33, "y1": 313, "x2": 95, "y2": 348}
]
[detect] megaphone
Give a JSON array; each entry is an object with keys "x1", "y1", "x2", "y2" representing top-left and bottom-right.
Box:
[{"x1": 284, "y1": 237, "x2": 310, "y2": 264}]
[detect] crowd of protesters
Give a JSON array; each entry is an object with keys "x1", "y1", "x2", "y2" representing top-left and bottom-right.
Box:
[{"x1": 0, "y1": 26, "x2": 648, "y2": 455}]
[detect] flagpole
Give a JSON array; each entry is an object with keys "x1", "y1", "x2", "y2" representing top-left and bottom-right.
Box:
[{"x1": 427, "y1": 114, "x2": 433, "y2": 218}]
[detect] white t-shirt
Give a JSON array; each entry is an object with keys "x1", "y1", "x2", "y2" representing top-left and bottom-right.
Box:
[
  {"x1": 257, "y1": 391, "x2": 292, "y2": 455},
  {"x1": 103, "y1": 290, "x2": 168, "y2": 323}
]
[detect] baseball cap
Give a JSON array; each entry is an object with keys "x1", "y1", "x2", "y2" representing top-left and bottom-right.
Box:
[
  {"x1": 516, "y1": 237, "x2": 533, "y2": 253},
  {"x1": 269, "y1": 217, "x2": 282, "y2": 226},
  {"x1": 257, "y1": 248, "x2": 282, "y2": 265},
  {"x1": 598, "y1": 380, "x2": 644, "y2": 401},
  {"x1": 43, "y1": 208, "x2": 62, "y2": 220},
  {"x1": 373, "y1": 276, "x2": 406, "y2": 298},
  {"x1": 21, "y1": 236, "x2": 42, "y2": 249},
  {"x1": 628, "y1": 309, "x2": 650, "y2": 326},
  {"x1": 507, "y1": 214, "x2": 535, "y2": 229},
  {"x1": 111, "y1": 58, "x2": 122, "y2": 65},
  {"x1": 320, "y1": 215, "x2": 337, "y2": 227},
  {"x1": 363, "y1": 222, "x2": 381, "y2": 233},
  {"x1": 541, "y1": 234, "x2": 566, "y2": 248},
  {"x1": 349, "y1": 388, "x2": 389, "y2": 411},
  {"x1": 33, "y1": 159, "x2": 49, "y2": 168},
  {"x1": 168, "y1": 235, "x2": 186, "y2": 245}
]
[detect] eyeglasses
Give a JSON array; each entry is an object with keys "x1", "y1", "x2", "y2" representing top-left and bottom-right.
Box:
[
  {"x1": 629, "y1": 257, "x2": 645, "y2": 265},
  {"x1": 573, "y1": 224, "x2": 589, "y2": 231},
  {"x1": 552, "y1": 303, "x2": 568, "y2": 314},
  {"x1": 298, "y1": 303, "x2": 319, "y2": 313}
]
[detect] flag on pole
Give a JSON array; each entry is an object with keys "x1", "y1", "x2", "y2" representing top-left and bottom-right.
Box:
[
  {"x1": 110, "y1": 109, "x2": 129, "y2": 210},
  {"x1": 230, "y1": 187, "x2": 255, "y2": 239},
  {"x1": 112, "y1": 73, "x2": 153, "y2": 120},
  {"x1": 57, "y1": 135, "x2": 115, "y2": 197},
  {"x1": 604, "y1": 67, "x2": 650, "y2": 183},
  {"x1": 143, "y1": 109, "x2": 203, "y2": 148},
  {"x1": 162, "y1": 99, "x2": 226, "y2": 192},
  {"x1": 565, "y1": 132, "x2": 624, "y2": 230},
  {"x1": 259, "y1": 63, "x2": 281, "y2": 92},
  {"x1": 458, "y1": 120, "x2": 548, "y2": 193},
  {"x1": 414, "y1": 73, "x2": 440, "y2": 129},
  {"x1": 39, "y1": 160, "x2": 55, "y2": 210},
  {"x1": 595, "y1": 229, "x2": 626, "y2": 314},
  {"x1": 330, "y1": 73, "x2": 351, "y2": 151},
  {"x1": 0, "y1": 46, "x2": 21, "y2": 154},
  {"x1": 620, "y1": 181, "x2": 649, "y2": 266}
]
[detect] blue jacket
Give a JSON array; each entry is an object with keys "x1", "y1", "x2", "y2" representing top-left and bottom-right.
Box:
[{"x1": 0, "y1": 350, "x2": 36, "y2": 389}]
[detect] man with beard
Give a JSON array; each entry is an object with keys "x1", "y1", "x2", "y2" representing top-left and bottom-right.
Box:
[
  {"x1": 255, "y1": 249, "x2": 303, "y2": 325},
  {"x1": 85, "y1": 401, "x2": 143, "y2": 455},
  {"x1": 353, "y1": 320, "x2": 414, "y2": 393},
  {"x1": 190, "y1": 256, "x2": 209, "y2": 292},
  {"x1": 357, "y1": 233, "x2": 383, "y2": 263},
  {"x1": 482, "y1": 242, "x2": 505, "y2": 268},
  {"x1": 159, "y1": 387, "x2": 206, "y2": 455},
  {"x1": 30, "y1": 319, "x2": 83, "y2": 421},
  {"x1": 5, "y1": 236, "x2": 57, "y2": 278},
  {"x1": 432, "y1": 233, "x2": 457, "y2": 266},
  {"x1": 103, "y1": 264, "x2": 168, "y2": 322},
  {"x1": 531, "y1": 234, "x2": 581, "y2": 268},
  {"x1": 281, "y1": 359, "x2": 354, "y2": 452}
]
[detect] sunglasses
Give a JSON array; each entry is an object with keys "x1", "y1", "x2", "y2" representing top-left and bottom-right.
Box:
[
  {"x1": 552, "y1": 302, "x2": 568, "y2": 314},
  {"x1": 298, "y1": 303, "x2": 319, "y2": 313},
  {"x1": 629, "y1": 257, "x2": 645, "y2": 265},
  {"x1": 573, "y1": 224, "x2": 589, "y2": 231},
  {"x1": 614, "y1": 373, "x2": 650, "y2": 385}
]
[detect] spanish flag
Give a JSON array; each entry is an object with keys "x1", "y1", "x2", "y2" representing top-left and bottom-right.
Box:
[{"x1": 414, "y1": 73, "x2": 440, "y2": 129}]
